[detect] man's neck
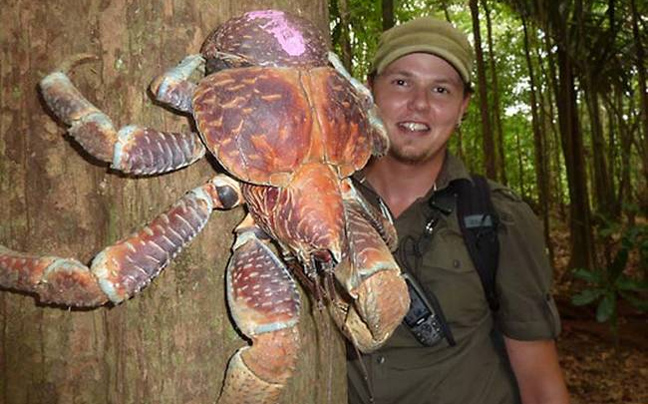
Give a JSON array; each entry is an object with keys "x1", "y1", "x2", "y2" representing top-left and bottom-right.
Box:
[{"x1": 364, "y1": 152, "x2": 446, "y2": 218}]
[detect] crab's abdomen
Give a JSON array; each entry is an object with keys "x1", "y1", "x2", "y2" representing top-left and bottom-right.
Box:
[
  {"x1": 242, "y1": 163, "x2": 345, "y2": 263},
  {"x1": 192, "y1": 67, "x2": 373, "y2": 187}
]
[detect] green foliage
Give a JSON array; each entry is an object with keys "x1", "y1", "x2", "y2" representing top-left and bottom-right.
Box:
[
  {"x1": 330, "y1": 0, "x2": 647, "y2": 262},
  {"x1": 571, "y1": 224, "x2": 648, "y2": 343},
  {"x1": 329, "y1": 0, "x2": 383, "y2": 79}
]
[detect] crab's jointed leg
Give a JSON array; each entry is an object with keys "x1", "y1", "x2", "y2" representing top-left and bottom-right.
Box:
[
  {"x1": 218, "y1": 215, "x2": 301, "y2": 404},
  {"x1": 328, "y1": 51, "x2": 390, "y2": 157},
  {"x1": 40, "y1": 56, "x2": 205, "y2": 176},
  {"x1": 330, "y1": 180, "x2": 409, "y2": 352},
  {"x1": 0, "y1": 175, "x2": 243, "y2": 307},
  {"x1": 149, "y1": 54, "x2": 205, "y2": 113}
]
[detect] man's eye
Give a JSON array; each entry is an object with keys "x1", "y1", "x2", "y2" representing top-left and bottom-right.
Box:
[
  {"x1": 433, "y1": 86, "x2": 449, "y2": 94},
  {"x1": 392, "y1": 79, "x2": 407, "y2": 86}
]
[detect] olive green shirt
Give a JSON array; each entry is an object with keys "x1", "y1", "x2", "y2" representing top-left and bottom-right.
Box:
[{"x1": 348, "y1": 153, "x2": 561, "y2": 404}]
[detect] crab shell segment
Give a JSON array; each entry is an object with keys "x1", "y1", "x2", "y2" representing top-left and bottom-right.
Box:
[
  {"x1": 242, "y1": 163, "x2": 346, "y2": 265},
  {"x1": 201, "y1": 10, "x2": 328, "y2": 72},
  {"x1": 192, "y1": 66, "x2": 373, "y2": 188}
]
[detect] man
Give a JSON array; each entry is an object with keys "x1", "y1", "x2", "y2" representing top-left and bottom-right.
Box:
[{"x1": 347, "y1": 16, "x2": 570, "y2": 404}]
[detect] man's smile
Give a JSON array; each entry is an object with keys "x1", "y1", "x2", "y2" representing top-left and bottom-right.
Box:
[{"x1": 397, "y1": 121, "x2": 430, "y2": 132}]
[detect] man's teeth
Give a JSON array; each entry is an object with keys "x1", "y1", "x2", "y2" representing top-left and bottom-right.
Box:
[{"x1": 400, "y1": 122, "x2": 429, "y2": 131}]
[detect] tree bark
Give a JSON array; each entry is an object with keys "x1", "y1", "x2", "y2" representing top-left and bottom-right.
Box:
[
  {"x1": 583, "y1": 73, "x2": 615, "y2": 219},
  {"x1": 481, "y1": 0, "x2": 507, "y2": 186},
  {"x1": 630, "y1": 0, "x2": 648, "y2": 212},
  {"x1": 337, "y1": 0, "x2": 354, "y2": 73},
  {"x1": 541, "y1": 31, "x2": 568, "y2": 223},
  {"x1": 0, "y1": 1, "x2": 345, "y2": 404},
  {"x1": 556, "y1": 46, "x2": 595, "y2": 271},
  {"x1": 382, "y1": 0, "x2": 394, "y2": 31},
  {"x1": 521, "y1": 15, "x2": 551, "y2": 254}
]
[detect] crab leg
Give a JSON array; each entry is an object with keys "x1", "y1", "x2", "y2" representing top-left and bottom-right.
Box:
[
  {"x1": 39, "y1": 56, "x2": 205, "y2": 175},
  {"x1": 0, "y1": 175, "x2": 243, "y2": 306},
  {"x1": 328, "y1": 52, "x2": 390, "y2": 156},
  {"x1": 340, "y1": 178, "x2": 397, "y2": 250},
  {"x1": 219, "y1": 215, "x2": 301, "y2": 404},
  {"x1": 149, "y1": 54, "x2": 204, "y2": 113},
  {"x1": 330, "y1": 195, "x2": 409, "y2": 352}
]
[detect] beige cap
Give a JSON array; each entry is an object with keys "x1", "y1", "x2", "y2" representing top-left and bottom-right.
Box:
[{"x1": 371, "y1": 17, "x2": 473, "y2": 84}]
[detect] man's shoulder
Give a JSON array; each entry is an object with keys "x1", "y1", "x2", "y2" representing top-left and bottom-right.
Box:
[
  {"x1": 483, "y1": 179, "x2": 523, "y2": 203},
  {"x1": 478, "y1": 179, "x2": 545, "y2": 228}
]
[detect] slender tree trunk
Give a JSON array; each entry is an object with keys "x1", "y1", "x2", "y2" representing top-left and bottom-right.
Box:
[
  {"x1": 337, "y1": 0, "x2": 353, "y2": 73},
  {"x1": 469, "y1": 0, "x2": 496, "y2": 179},
  {"x1": 515, "y1": 130, "x2": 527, "y2": 199},
  {"x1": 382, "y1": 0, "x2": 394, "y2": 31},
  {"x1": 0, "y1": 2, "x2": 345, "y2": 404},
  {"x1": 440, "y1": 0, "x2": 453, "y2": 23},
  {"x1": 482, "y1": 0, "x2": 507, "y2": 185},
  {"x1": 521, "y1": 15, "x2": 551, "y2": 257},
  {"x1": 583, "y1": 74, "x2": 615, "y2": 219},
  {"x1": 542, "y1": 32, "x2": 568, "y2": 222},
  {"x1": 630, "y1": 0, "x2": 648, "y2": 211},
  {"x1": 607, "y1": 89, "x2": 635, "y2": 224},
  {"x1": 556, "y1": 45, "x2": 595, "y2": 270}
]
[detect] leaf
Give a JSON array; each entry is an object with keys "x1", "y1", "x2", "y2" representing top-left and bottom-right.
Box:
[
  {"x1": 596, "y1": 293, "x2": 616, "y2": 323},
  {"x1": 572, "y1": 289, "x2": 604, "y2": 306},
  {"x1": 573, "y1": 268, "x2": 603, "y2": 284},
  {"x1": 618, "y1": 291, "x2": 648, "y2": 312},
  {"x1": 615, "y1": 275, "x2": 648, "y2": 292}
]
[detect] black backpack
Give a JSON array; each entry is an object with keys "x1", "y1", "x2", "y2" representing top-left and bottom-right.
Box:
[{"x1": 454, "y1": 175, "x2": 500, "y2": 311}]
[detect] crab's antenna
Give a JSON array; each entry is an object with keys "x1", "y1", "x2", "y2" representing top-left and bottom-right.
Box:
[{"x1": 56, "y1": 53, "x2": 100, "y2": 74}]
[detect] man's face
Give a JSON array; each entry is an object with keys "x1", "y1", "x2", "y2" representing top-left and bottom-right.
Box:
[{"x1": 371, "y1": 52, "x2": 470, "y2": 165}]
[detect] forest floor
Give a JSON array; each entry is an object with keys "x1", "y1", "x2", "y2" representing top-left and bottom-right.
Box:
[{"x1": 550, "y1": 228, "x2": 647, "y2": 404}]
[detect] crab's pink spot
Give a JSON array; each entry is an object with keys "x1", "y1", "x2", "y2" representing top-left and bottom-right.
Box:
[{"x1": 246, "y1": 10, "x2": 306, "y2": 56}]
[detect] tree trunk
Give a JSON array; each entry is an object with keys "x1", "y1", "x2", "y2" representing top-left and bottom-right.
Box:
[
  {"x1": 337, "y1": 0, "x2": 353, "y2": 73},
  {"x1": 556, "y1": 46, "x2": 595, "y2": 270},
  {"x1": 469, "y1": 0, "x2": 496, "y2": 179},
  {"x1": 630, "y1": 0, "x2": 648, "y2": 212},
  {"x1": 541, "y1": 32, "x2": 568, "y2": 223},
  {"x1": 481, "y1": 0, "x2": 507, "y2": 185},
  {"x1": 583, "y1": 74, "x2": 615, "y2": 219},
  {"x1": 521, "y1": 15, "x2": 551, "y2": 255},
  {"x1": 0, "y1": 1, "x2": 345, "y2": 404},
  {"x1": 382, "y1": 0, "x2": 394, "y2": 31}
]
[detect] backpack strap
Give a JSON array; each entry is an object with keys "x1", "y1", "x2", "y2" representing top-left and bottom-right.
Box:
[{"x1": 454, "y1": 175, "x2": 501, "y2": 311}]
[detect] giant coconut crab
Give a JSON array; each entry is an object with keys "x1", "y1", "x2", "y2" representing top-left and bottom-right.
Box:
[{"x1": 0, "y1": 9, "x2": 409, "y2": 404}]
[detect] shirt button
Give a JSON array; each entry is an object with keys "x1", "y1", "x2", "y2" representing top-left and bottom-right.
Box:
[{"x1": 377, "y1": 356, "x2": 386, "y2": 364}]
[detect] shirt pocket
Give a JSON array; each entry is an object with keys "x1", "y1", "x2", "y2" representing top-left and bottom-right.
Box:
[{"x1": 416, "y1": 226, "x2": 490, "y2": 331}]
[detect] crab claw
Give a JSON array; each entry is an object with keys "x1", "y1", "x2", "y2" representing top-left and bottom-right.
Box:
[{"x1": 331, "y1": 201, "x2": 409, "y2": 352}]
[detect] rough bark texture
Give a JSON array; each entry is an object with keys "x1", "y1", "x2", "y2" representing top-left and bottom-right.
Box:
[{"x1": 0, "y1": 1, "x2": 346, "y2": 404}]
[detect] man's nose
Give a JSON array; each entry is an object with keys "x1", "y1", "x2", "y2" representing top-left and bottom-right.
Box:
[{"x1": 408, "y1": 87, "x2": 430, "y2": 111}]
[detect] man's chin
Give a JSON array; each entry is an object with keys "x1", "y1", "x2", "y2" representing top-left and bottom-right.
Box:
[{"x1": 388, "y1": 148, "x2": 431, "y2": 165}]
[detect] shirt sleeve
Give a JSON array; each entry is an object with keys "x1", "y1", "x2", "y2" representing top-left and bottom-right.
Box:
[{"x1": 491, "y1": 187, "x2": 561, "y2": 340}]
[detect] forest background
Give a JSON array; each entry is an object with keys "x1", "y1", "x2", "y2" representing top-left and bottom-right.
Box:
[{"x1": 329, "y1": 0, "x2": 647, "y2": 402}]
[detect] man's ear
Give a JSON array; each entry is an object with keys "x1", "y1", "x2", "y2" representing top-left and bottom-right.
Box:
[{"x1": 461, "y1": 93, "x2": 471, "y2": 113}]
